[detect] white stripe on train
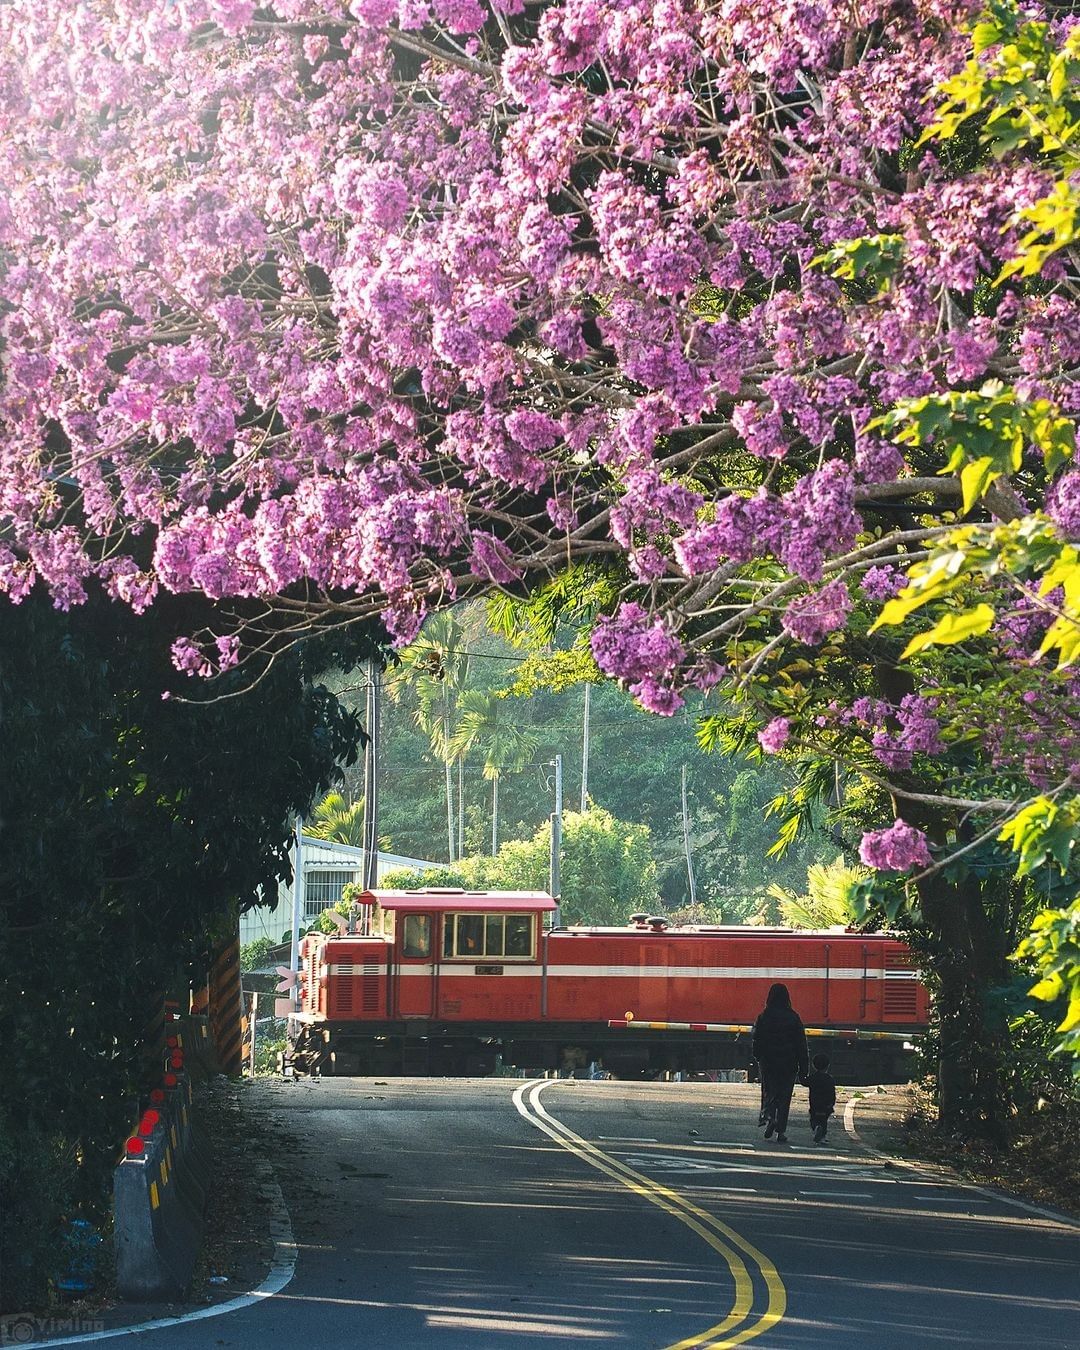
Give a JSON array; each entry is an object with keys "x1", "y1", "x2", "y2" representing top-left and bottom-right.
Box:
[{"x1": 326, "y1": 964, "x2": 919, "y2": 979}]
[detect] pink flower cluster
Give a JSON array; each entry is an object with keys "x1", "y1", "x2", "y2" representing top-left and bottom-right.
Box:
[
  {"x1": 590, "y1": 603, "x2": 686, "y2": 715},
  {"x1": 758, "y1": 717, "x2": 791, "y2": 754},
  {"x1": 858, "y1": 820, "x2": 933, "y2": 873},
  {"x1": 782, "y1": 581, "x2": 853, "y2": 646}
]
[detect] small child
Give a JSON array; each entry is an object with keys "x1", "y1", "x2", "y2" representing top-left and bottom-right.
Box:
[{"x1": 806, "y1": 1053, "x2": 837, "y2": 1143}]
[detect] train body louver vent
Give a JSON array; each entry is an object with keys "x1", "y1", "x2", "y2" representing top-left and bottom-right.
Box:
[
  {"x1": 883, "y1": 949, "x2": 918, "y2": 1019},
  {"x1": 362, "y1": 962, "x2": 380, "y2": 1012}
]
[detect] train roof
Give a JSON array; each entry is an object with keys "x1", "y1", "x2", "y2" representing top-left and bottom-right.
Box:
[
  {"x1": 363, "y1": 888, "x2": 558, "y2": 913},
  {"x1": 557, "y1": 924, "x2": 894, "y2": 938}
]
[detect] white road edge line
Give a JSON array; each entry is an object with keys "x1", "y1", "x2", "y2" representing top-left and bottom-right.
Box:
[
  {"x1": 843, "y1": 1091, "x2": 1080, "y2": 1231},
  {"x1": 798, "y1": 1191, "x2": 874, "y2": 1199},
  {"x1": 13, "y1": 1159, "x2": 297, "y2": 1348},
  {"x1": 596, "y1": 1136, "x2": 659, "y2": 1143}
]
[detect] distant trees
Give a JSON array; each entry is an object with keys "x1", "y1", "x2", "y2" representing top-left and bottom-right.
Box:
[
  {"x1": 382, "y1": 807, "x2": 658, "y2": 926},
  {"x1": 452, "y1": 691, "x2": 539, "y2": 854},
  {"x1": 386, "y1": 613, "x2": 470, "y2": 862},
  {"x1": 372, "y1": 605, "x2": 838, "y2": 909}
]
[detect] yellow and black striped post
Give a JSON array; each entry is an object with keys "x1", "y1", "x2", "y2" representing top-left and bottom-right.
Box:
[{"x1": 209, "y1": 935, "x2": 244, "y2": 1075}]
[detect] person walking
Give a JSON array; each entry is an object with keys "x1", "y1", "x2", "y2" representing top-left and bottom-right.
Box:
[
  {"x1": 751, "y1": 983, "x2": 809, "y2": 1143},
  {"x1": 805, "y1": 1052, "x2": 837, "y2": 1143}
]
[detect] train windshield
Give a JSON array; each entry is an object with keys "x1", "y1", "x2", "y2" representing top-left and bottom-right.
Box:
[{"x1": 443, "y1": 912, "x2": 535, "y2": 960}]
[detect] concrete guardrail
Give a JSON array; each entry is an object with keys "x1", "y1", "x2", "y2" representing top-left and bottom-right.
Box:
[{"x1": 114, "y1": 1023, "x2": 211, "y2": 1299}]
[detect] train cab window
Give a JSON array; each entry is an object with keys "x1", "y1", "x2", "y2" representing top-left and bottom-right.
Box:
[
  {"x1": 505, "y1": 915, "x2": 532, "y2": 956},
  {"x1": 443, "y1": 913, "x2": 535, "y2": 960},
  {"x1": 402, "y1": 913, "x2": 431, "y2": 958}
]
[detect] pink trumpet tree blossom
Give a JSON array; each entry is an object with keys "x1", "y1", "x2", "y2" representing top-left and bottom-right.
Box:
[{"x1": 1, "y1": 1, "x2": 1078, "y2": 874}]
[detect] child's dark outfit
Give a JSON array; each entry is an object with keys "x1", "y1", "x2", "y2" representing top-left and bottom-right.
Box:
[{"x1": 807, "y1": 1067, "x2": 836, "y2": 1142}]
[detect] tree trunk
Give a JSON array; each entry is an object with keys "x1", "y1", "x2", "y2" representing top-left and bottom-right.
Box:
[
  {"x1": 457, "y1": 757, "x2": 465, "y2": 859},
  {"x1": 916, "y1": 870, "x2": 1013, "y2": 1137},
  {"x1": 872, "y1": 654, "x2": 1013, "y2": 1138},
  {"x1": 491, "y1": 774, "x2": 499, "y2": 856}
]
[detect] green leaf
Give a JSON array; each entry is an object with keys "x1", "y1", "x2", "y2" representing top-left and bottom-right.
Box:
[
  {"x1": 1059, "y1": 992, "x2": 1080, "y2": 1033},
  {"x1": 900, "y1": 603, "x2": 995, "y2": 657},
  {"x1": 1029, "y1": 973, "x2": 1065, "y2": 1002},
  {"x1": 972, "y1": 19, "x2": 1003, "y2": 55},
  {"x1": 960, "y1": 456, "x2": 1000, "y2": 514}
]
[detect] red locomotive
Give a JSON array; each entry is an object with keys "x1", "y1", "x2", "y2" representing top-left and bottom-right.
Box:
[{"x1": 288, "y1": 889, "x2": 929, "y2": 1082}]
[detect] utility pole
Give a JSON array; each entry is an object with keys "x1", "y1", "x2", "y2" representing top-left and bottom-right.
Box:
[
  {"x1": 580, "y1": 683, "x2": 591, "y2": 813},
  {"x1": 550, "y1": 754, "x2": 563, "y2": 925},
  {"x1": 362, "y1": 661, "x2": 381, "y2": 890},
  {"x1": 680, "y1": 763, "x2": 697, "y2": 907},
  {"x1": 289, "y1": 814, "x2": 304, "y2": 1009}
]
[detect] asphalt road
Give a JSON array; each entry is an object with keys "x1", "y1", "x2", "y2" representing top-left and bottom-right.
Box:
[{"x1": 98, "y1": 1079, "x2": 1080, "y2": 1349}]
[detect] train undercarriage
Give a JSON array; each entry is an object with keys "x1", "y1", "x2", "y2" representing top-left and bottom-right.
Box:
[{"x1": 286, "y1": 1018, "x2": 919, "y2": 1085}]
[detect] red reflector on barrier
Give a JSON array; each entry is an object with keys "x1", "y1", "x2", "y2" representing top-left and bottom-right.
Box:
[
  {"x1": 138, "y1": 1110, "x2": 160, "y2": 1137},
  {"x1": 125, "y1": 1137, "x2": 145, "y2": 1156}
]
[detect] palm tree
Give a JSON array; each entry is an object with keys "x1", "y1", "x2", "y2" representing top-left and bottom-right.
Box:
[
  {"x1": 308, "y1": 791, "x2": 366, "y2": 848},
  {"x1": 386, "y1": 612, "x2": 470, "y2": 862},
  {"x1": 452, "y1": 691, "x2": 538, "y2": 854},
  {"x1": 764, "y1": 857, "x2": 870, "y2": 929}
]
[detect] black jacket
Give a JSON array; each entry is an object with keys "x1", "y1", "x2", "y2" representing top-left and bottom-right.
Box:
[
  {"x1": 807, "y1": 1068, "x2": 836, "y2": 1117},
  {"x1": 751, "y1": 1005, "x2": 809, "y2": 1079}
]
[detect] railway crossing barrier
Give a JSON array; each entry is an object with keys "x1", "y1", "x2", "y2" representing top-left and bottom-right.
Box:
[
  {"x1": 114, "y1": 1043, "x2": 210, "y2": 1300},
  {"x1": 606, "y1": 1018, "x2": 913, "y2": 1040}
]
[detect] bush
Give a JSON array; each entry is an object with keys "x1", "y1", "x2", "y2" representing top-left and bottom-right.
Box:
[
  {"x1": 0, "y1": 1107, "x2": 80, "y2": 1312},
  {"x1": 384, "y1": 809, "x2": 658, "y2": 924},
  {"x1": 253, "y1": 1027, "x2": 287, "y2": 1076},
  {"x1": 240, "y1": 937, "x2": 276, "y2": 973}
]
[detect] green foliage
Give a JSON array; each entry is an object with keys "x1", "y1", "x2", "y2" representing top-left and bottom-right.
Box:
[
  {"x1": 812, "y1": 233, "x2": 905, "y2": 292},
  {"x1": 253, "y1": 1030, "x2": 287, "y2": 1076},
  {"x1": 452, "y1": 690, "x2": 539, "y2": 782},
  {"x1": 767, "y1": 857, "x2": 871, "y2": 929},
  {"x1": 0, "y1": 1107, "x2": 80, "y2": 1309},
  {"x1": 486, "y1": 564, "x2": 616, "y2": 651},
  {"x1": 867, "y1": 515, "x2": 1080, "y2": 670},
  {"x1": 1013, "y1": 902, "x2": 1080, "y2": 1073},
  {"x1": 923, "y1": 3, "x2": 1080, "y2": 278},
  {"x1": 0, "y1": 589, "x2": 380, "y2": 1306},
  {"x1": 868, "y1": 383, "x2": 1075, "y2": 513},
  {"x1": 507, "y1": 647, "x2": 600, "y2": 696},
  {"x1": 379, "y1": 866, "x2": 470, "y2": 890},
  {"x1": 307, "y1": 790, "x2": 365, "y2": 847},
  {"x1": 998, "y1": 796, "x2": 1080, "y2": 877},
  {"x1": 384, "y1": 808, "x2": 657, "y2": 925},
  {"x1": 240, "y1": 937, "x2": 276, "y2": 973}
]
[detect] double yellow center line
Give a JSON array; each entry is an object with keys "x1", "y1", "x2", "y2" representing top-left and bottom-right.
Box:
[{"x1": 512, "y1": 1080, "x2": 785, "y2": 1349}]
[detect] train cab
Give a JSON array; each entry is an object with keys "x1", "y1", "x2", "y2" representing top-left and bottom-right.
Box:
[
  {"x1": 382, "y1": 888, "x2": 555, "y2": 1021},
  {"x1": 298, "y1": 888, "x2": 557, "y2": 1026}
]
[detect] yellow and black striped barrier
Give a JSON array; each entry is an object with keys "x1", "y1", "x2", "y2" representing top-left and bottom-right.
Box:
[{"x1": 606, "y1": 1018, "x2": 913, "y2": 1042}]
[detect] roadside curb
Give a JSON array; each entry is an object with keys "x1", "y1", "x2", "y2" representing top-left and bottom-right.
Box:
[
  {"x1": 7, "y1": 1160, "x2": 296, "y2": 1348},
  {"x1": 844, "y1": 1088, "x2": 1080, "y2": 1232}
]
